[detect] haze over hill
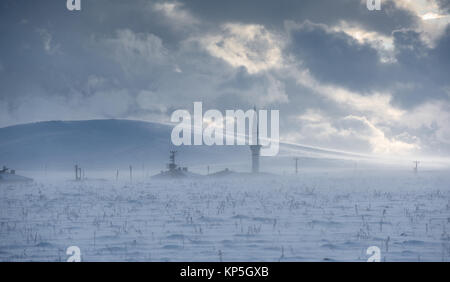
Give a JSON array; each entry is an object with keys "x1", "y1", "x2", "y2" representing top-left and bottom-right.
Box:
[{"x1": 0, "y1": 119, "x2": 375, "y2": 173}]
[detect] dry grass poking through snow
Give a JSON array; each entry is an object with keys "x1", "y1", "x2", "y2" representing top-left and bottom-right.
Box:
[{"x1": 0, "y1": 169, "x2": 449, "y2": 262}]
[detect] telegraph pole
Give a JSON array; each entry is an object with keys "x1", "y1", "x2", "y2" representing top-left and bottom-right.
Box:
[
  {"x1": 129, "y1": 165, "x2": 133, "y2": 181},
  {"x1": 413, "y1": 161, "x2": 420, "y2": 174},
  {"x1": 294, "y1": 157, "x2": 299, "y2": 174}
]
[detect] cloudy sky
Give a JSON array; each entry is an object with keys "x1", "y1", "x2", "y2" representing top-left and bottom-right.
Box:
[{"x1": 1, "y1": 0, "x2": 450, "y2": 158}]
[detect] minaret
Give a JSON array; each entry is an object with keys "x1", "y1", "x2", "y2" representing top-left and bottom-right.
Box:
[{"x1": 250, "y1": 106, "x2": 262, "y2": 174}]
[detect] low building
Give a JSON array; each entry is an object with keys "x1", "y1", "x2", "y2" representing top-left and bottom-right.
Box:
[{"x1": 0, "y1": 166, "x2": 33, "y2": 183}]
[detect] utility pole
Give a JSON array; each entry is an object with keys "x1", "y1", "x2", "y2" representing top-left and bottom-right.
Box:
[
  {"x1": 116, "y1": 169, "x2": 119, "y2": 181},
  {"x1": 75, "y1": 165, "x2": 83, "y2": 181},
  {"x1": 294, "y1": 157, "x2": 299, "y2": 174},
  {"x1": 129, "y1": 165, "x2": 133, "y2": 181},
  {"x1": 413, "y1": 161, "x2": 420, "y2": 174}
]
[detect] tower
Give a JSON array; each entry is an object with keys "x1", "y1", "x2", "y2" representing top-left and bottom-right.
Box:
[
  {"x1": 168, "y1": 151, "x2": 177, "y2": 171},
  {"x1": 250, "y1": 106, "x2": 262, "y2": 174},
  {"x1": 413, "y1": 161, "x2": 420, "y2": 174},
  {"x1": 75, "y1": 164, "x2": 80, "y2": 181},
  {"x1": 129, "y1": 165, "x2": 133, "y2": 181}
]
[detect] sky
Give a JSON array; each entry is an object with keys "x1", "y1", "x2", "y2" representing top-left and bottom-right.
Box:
[{"x1": 1, "y1": 0, "x2": 450, "y2": 158}]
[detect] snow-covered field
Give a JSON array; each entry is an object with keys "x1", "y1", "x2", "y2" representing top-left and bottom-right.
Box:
[{"x1": 0, "y1": 169, "x2": 449, "y2": 262}]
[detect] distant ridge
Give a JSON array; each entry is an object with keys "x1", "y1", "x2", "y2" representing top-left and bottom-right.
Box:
[
  {"x1": 0, "y1": 119, "x2": 361, "y2": 171},
  {"x1": 0, "y1": 119, "x2": 247, "y2": 170}
]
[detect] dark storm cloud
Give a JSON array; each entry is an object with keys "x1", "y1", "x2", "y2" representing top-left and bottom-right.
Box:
[
  {"x1": 428, "y1": 26, "x2": 450, "y2": 83},
  {"x1": 0, "y1": 0, "x2": 185, "y2": 124},
  {"x1": 287, "y1": 21, "x2": 387, "y2": 92},
  {"x1": 285, "y1": 21, "x2": 450, "y2": 109},
  {"x1": 437, "y1": 0, "x2": 450, "y2": 13},
  {"x1": 0, "y1": 0, "x2": 422, "y2": 110},
  {"x1": 183, "y1": 0, "x2": 417, "y2": 35},
  {"x1": 388, "y1": 27, "x2": 450, "y2": 107}
]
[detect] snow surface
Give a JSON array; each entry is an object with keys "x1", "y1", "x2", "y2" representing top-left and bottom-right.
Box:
[{"x1": 0, "y1": 169, "x2": 449, "y2": 262}]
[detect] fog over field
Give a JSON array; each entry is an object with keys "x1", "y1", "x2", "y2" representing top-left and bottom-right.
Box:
[{"x1": 1, "y1": 170, "x2": 449, "y2": 262}]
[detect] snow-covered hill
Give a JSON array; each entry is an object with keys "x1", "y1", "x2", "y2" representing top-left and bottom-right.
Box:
[{"x1": 0, "y1": 119, "x2": 363, "y2": 172}]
